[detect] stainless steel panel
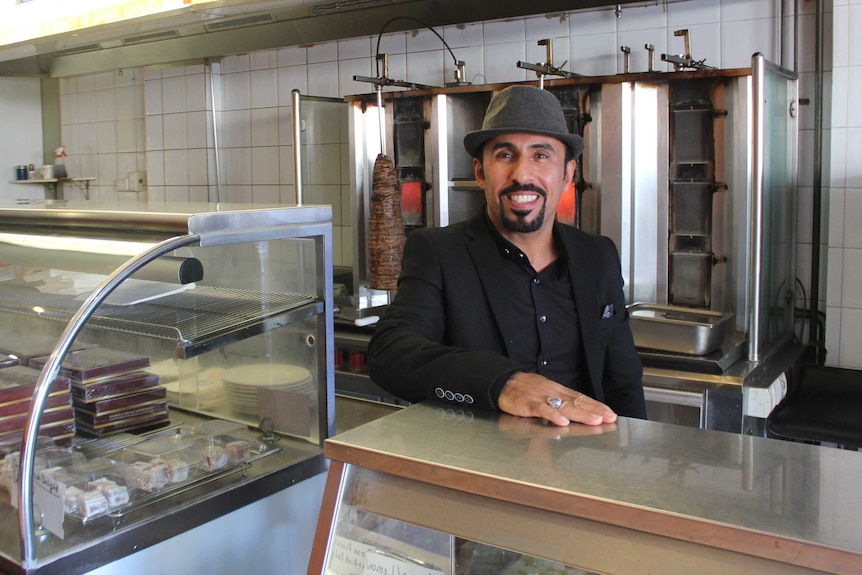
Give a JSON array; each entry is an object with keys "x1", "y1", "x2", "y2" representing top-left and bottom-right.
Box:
[
  {"x1": 600, "y1": 81, "x2": 669, "y2": 305},
  {"x1": 435, "y1": 91, "x2": 489, "y2": 227},
  {"x1": 748, "y1": 54, "x2": 798, "y2": 361}
]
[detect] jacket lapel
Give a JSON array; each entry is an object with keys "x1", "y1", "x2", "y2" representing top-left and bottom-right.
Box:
[
  {"x1": 464, "y1": 212, "x2": 522, "y2": 358},
  {"x1": 563, "y1": 231, "x2": 603, "y2": 397}
]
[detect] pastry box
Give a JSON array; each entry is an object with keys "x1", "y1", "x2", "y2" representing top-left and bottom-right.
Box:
[
  {"x1": 75, "y1": 409, "x2": 170, "y2": 438},
  {"x1": 30, "y1": 347, "x2": 151, "y2": 384},
  {"x1": 70, "y1": 371, "x2": 160, "y2": 403},
  {"x1": 0, "y1": 366, "x2": 71, "y2": 404}
]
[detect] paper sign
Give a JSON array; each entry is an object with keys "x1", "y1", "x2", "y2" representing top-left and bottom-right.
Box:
[
  {"x1": 325, "y1": 535, "x2": 444, "y2": 575},
  {"x1": 363, "y1": 550, "x2": 444, "y2": 575},
  {"x1": 33, "y1": 470, "x2": 65, "y2": 539},
  {"x1": 326, "y1": 535, "x2": 367, "y2": 575},
  {"x1": 4, "y1": 451, "x2": 20, "y2": 508}
]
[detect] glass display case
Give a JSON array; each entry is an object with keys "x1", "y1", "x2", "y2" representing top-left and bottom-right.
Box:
[
  {"x1": 0, "y1": 201, "x2": 334, "y2": 573},
  {"x1": 310, "y1": 403, "x2": 862, "y2": 575}
]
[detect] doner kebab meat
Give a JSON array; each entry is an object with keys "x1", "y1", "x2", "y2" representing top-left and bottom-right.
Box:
[{"x1": 368, "y1": 153, "x2": 405, "y2": 291}]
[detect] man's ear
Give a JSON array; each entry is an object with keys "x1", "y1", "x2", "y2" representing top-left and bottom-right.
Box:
[
  {"x1": 564, "y1": 158, "x2": 576, "y2": 184},
  {"x1": 473, "y1": 157, "x2": 485, "y2": 187}
]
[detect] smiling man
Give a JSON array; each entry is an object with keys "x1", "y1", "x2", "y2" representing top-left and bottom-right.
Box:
[{"x1": 367, "y1": 85, "x2": 646, "y2": 426}]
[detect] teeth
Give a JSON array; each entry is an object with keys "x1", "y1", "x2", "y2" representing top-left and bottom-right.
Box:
[{"x1": 510, "y1": 193, "x2": 537, "y2": 203}]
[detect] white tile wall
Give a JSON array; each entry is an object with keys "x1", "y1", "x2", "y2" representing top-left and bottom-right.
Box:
[
  {"x1": 59, "y1": 68, "x2": 145, "y2": 201},
  {"x1": 55, "y1": 0, "x2": 857, "y2": 361},
  {"x1": 830, "y1": 0, "x2": 862, "y2": 366}
]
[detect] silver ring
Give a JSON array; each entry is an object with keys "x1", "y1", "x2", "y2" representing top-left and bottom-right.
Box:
[{"x1": 547, "y1": 397, "x2": 563, "y2": 410}]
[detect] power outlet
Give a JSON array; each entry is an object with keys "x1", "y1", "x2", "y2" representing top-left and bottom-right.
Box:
[{"x1": 127, "y1": 171, "x2": 146, "y2": 192}]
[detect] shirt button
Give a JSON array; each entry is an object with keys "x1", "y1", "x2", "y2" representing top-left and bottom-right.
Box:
[
  {"x1": 539, "y1": 315, "x2": 547, "y2": 323},
  {"x1": 540, "y1": 360, "x2": 548, "y2": 367},
  {"x1": 518, "y1": 252, "x2": 525, "y2": 259},
  {"x1": 532, "y1": 277, "x2": 540, "y2": 285}
]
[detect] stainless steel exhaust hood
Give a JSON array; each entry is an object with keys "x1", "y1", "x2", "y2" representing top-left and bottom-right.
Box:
[{"x1": 0, "y1": 0, "x2": 648, "y2": 78}]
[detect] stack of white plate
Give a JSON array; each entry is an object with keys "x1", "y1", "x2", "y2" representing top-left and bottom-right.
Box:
[
  {"x1": 162, "y1": 367, "x2": 227, "y2": 410},
  {"x1": 221, "y1": 363, "x2": 315, "y2": 416}
]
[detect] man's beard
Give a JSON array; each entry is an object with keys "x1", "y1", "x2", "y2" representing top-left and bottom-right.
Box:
[{"x1": 498, "y1": 184, "x2": 546, "y2": 233}]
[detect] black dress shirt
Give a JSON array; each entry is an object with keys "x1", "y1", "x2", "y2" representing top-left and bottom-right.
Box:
[{"x1": 488, "y1": 218, "x2": 590, "y2": 397}]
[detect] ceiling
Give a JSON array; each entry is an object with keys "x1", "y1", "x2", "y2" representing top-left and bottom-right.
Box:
[{"x1": 0, "y1": 0, "x2": 649, "y2": 78}]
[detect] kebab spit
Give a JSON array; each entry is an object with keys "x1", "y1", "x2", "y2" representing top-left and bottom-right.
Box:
[{"x1": 368, "y1": 87, "x2": 405, "y2": 291}]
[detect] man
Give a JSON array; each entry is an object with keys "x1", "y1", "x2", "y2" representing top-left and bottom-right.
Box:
[{"x1": 367, "y1": 85, "x2": 646, "y2": 426}]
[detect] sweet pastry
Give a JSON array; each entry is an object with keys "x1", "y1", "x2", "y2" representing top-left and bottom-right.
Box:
[
  {"x1": 123, "y1": 461, "x2": 167, "y2": 492},
  {"x1": 148, "y1": 459, "x2": 174, "y2": 486},
  {"x1": 164, "y1": 459, "x2": 189, "y2": 483},
  {"x1": 78, "y1": 490, "x2": 110, "y2": 519},
  {"x1": 0, "y1": 453, "x2": 17, "y2": 491},
  {"x1": 99, "y1": 482, "x2": 130, "y2": 508},
  {"x1": 64, "y1": 486, "x2": 84, "y2": 514},
  {"x1": 225, "y1": 440, "x2": 251, "y2": 464},
  {"x1": 203, "y1": 446, "x2": 228, "y2": 471},
  {"x1": 86, "y1": 476, "x2": 114, "y2": 491}
]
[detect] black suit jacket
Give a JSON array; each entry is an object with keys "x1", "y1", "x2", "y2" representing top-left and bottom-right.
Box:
[{"x1": 367, "y1": 209, "x2": 646, "y2": 418}]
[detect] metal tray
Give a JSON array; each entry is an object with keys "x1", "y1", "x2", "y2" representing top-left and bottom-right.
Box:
[{"x1": 627, "y1": 303, "x2": 734, "y2": 356}]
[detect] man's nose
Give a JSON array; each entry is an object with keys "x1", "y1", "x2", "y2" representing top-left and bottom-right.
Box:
[{"x1": 510, "y1": 156, "x2": 534, "y2": 183}]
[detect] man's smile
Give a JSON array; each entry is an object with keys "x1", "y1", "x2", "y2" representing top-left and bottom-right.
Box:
[{"x1": 508, "y1": 192, "x2": 540, "y2": 204}]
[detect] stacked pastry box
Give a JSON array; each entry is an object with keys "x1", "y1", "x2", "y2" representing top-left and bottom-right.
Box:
[
  {"x1": 29, "y1": 347, "x2": 170, "y2": 437},
  {"x1": 0, "y1": 353, "x2": 76, "y2": 446}
]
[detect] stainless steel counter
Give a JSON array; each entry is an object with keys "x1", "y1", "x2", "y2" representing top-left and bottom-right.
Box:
[{"x1": 317, "y1": 402, "x2": 862, "y2": 574}]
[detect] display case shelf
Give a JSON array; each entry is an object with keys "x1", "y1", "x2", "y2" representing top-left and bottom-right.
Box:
[{"x1": 0, "y1": 283, "x2": 322, "y2": 359}]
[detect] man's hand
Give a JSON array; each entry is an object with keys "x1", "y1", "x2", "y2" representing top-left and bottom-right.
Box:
[{"x1": 497, "y1": 372, "x2": 618, "y2": 427}]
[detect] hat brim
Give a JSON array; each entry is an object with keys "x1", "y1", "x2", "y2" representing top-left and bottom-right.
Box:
[{"x1": 463, "y1": 128, "x2": 585, "y2": 161}]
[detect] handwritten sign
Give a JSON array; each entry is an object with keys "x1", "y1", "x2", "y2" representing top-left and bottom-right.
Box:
[
  {"x1": 326, "y1": 535, "x2": 367, "y2": 575},
  {"x1": 33, "y1": 470, "x2": 65, "y2": 539},
  {"x1": 325, "y1": 535, "x2": 445, "y2": 575},
  {"x1": 5, "y1": 451, "x2": 20, "y2": 508}
]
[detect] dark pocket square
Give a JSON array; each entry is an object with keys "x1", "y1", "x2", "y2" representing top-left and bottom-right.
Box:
[{"x1": 601, "y1": 304, "x2": 615, "y2": 319}]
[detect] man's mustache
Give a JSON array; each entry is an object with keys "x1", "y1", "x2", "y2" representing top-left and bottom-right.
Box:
[{"x1": 499, "y1": 183, "x2": 547, "y2": 198}]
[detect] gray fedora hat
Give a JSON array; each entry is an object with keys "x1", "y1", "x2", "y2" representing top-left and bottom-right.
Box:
[{"x1": 463, "y1": 85, "x2": 585, "y2": 160}]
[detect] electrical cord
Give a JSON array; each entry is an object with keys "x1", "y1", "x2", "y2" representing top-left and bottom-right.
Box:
[{"x1": 374, "y1": 16, "x2": 460, "y2": 77}]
